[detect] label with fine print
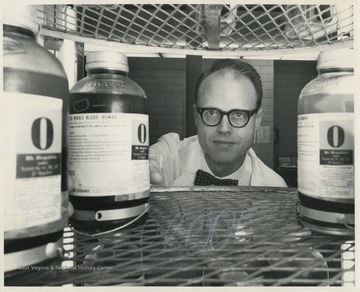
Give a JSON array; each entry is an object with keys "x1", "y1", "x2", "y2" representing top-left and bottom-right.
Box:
[
  {"x1": 68, "y1": 113, "x2": 149, "y2": 197},
  {"x1": 297, "y1": 113, "x2": 354, "y2": 199},
  {"x1": 1, "y1": 93, "x2": 62, "y2": 231}
]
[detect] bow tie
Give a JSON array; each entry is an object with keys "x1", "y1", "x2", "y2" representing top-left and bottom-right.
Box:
[{"x1": 194, "y1": 169, "x2": 238, "y2": 186}]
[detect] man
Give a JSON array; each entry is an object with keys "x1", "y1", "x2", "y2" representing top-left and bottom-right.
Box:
[{"x1": 150, "y1": 59, "x2": 286, "y2": 187}]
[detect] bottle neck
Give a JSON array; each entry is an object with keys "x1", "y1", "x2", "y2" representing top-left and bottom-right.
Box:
[
  {"x1": 87, "y1": 69, "x2": 128, "y2": 76},
  {"x1": 319, "y1": 68, "x2": 353, "y2": 75},
  {"x1": 3, "y1": 24, "x2": 36, "y2": 39}
]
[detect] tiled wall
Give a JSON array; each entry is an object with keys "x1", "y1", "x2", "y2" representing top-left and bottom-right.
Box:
[
  {"x1": 128, "y1": 57, "x2": 275, "y2": 169},
  {"x1": 273, "y1": 60, "x2": 317, "y2": 166},
  {"x1": 247, "y1": 60, "x2": 275, "y2": 169}
]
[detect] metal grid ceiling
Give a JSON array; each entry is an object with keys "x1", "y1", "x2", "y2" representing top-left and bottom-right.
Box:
[
  {"x1": 38, "y1": 4, "x2": 354, "y2": 55},
  {"x1": 6, "y1": 188, "x2": 355, "y2": 286}
]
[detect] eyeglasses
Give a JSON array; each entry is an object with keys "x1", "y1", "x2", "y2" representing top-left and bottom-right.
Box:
[{"x1": 195, "y1": 104, "x2": 258, "y2": 128}]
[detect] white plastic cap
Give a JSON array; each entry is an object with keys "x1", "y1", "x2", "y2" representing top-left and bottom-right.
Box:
[
  {"x1": 317, "y1": 48, "x2": 354, "y2": 70},
  {"x1": 2, "y1": 5, "x2": 40, "y2": 35},
  {"x1": 85, "y1": 51, "x2": 129, "y2": 72}
]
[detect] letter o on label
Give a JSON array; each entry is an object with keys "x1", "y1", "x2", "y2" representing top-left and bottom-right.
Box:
[
  {"x1": 138, "y1": 124, "x2": 147, "y2": 144},
  {"x1": 32, "y1": 118, "x2": 54, "y2": 150},
  {"x1": 327, "y1": 125, "x2": 345, "y2": 148}
]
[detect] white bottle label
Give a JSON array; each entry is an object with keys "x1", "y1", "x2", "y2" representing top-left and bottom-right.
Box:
[
  {"x1": 297, "y1": 113, "x2": 354, "y2": 199},
  {"x1": 1, "y1": 93, "x2": 62, "y2": 231},
  {"x1": 68, "y1": 113, "x2": 149, "y2": 198}
]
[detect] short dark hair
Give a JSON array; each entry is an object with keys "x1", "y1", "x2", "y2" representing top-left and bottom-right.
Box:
[{"x1": 195, "y1": 59, "x2": 263, "y2": 109}]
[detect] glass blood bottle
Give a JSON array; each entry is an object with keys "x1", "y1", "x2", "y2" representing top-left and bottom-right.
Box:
[
  {"x1": 297, "y1": 48, "x2": 354, "y2": 236},
  {"x1": 2, "y1": 5, "x2": 69, "y2": 280},
  {"x1": 68, "y1": 51, "x2": 150, "y2": 233}
]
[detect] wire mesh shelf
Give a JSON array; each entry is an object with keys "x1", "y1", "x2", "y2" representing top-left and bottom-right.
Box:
[
  {"x1": 5, "y1": 187, "x2": 355, "y2": 287},
  {"x1": 37, "y1": 4, "x2": 354, "y2": 56}
]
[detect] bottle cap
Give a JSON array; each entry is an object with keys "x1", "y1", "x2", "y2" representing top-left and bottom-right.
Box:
[
  {"x1": 86, "y1": 51, "x2": 129, "y2": 72},
  {"x1": 2, "y1": 5, "x2": 40, "y2": 35},
  {"x1": 317, "y1": 48, "x2": 354, "y2": 70}
]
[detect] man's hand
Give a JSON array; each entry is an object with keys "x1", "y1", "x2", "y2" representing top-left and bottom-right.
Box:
[{"x1": 149, "y1": 155, "x2": 164, "y2": 185}]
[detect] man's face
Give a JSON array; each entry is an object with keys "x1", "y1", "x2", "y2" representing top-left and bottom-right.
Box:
[{"x1": 194, "y1": 71, "x2": 262, "y2": 174}]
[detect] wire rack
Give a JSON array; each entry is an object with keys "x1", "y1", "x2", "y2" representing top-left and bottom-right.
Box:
[
  {"x1": 5, "y1": 187, "x2": 355, "y2": 286},
  {"x1": 37, "y1": 4, "x2": 354, "y2": 56}
]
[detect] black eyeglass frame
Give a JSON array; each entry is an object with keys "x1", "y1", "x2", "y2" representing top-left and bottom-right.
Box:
[{"x1": 194, "y1": 104, "x2": 259, "y2": 128}]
